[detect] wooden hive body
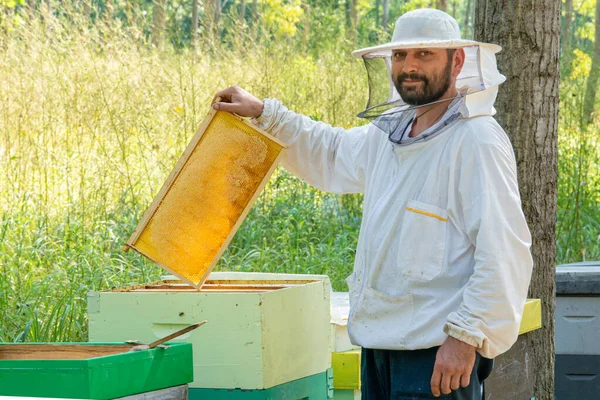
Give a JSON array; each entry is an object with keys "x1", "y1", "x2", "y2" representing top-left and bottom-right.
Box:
[{"x1": 88, "y1": 273, "x2": 331, "y2": 390}]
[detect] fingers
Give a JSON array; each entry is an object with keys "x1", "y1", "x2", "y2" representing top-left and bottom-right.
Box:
[
  {"x1": 430, "y1": 365, "x2": 442, "y2": 397},
  {"x1": 212, "y1": 101, "x2": 242, "y2": 113},
  {"x1": 460, "y1": 371, "x2": 471, "y2": 388},
  {"x1": 440, "y1": 371, "x2": 453, "y2": 395},
  {"x1": 431, "y1": 371, "x2": 465, "y2": 396},
  {"x1": 212, "y1": 86, "x2": 236, "y2": 104},
  {"x1": 450, "y1": 374, "x2": 461, "y2": 391}
]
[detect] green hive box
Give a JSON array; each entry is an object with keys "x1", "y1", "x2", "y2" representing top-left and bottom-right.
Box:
[
  {"x1": 88, "y1": 272, "x2": 332, "y2": 390},
  {"x1": 0, "y1": 342, "x2": 193, "y2": 399},
  {"x1": 188, "y1": 369, "x2": 334, "y2": 400}
]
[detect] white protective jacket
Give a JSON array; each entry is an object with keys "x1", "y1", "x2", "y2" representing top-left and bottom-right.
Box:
[{"x1": 253, "y1": 96, "x2": 533, "y2": 359}]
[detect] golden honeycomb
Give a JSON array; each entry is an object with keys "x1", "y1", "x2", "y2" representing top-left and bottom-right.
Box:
[{"x1": 131, "y1": 111, "x2": 285, "y2": 287}]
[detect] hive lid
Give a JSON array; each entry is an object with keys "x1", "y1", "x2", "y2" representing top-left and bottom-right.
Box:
[
  {"x1": 125, "y1": 109, "x2": 287, "y2": 288},
  {"x1": 556, "y1": 262, "x2": 600, "y2": 295}
]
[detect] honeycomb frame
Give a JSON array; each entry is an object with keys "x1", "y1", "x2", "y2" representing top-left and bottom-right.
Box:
[{"x1": 125, "y1": 109, "x2": 287, "y2": 289}]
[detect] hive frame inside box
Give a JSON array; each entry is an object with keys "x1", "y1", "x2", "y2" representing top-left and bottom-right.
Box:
[{"x1": 125, "y1": 109, "x2": 287, "y2": 288}]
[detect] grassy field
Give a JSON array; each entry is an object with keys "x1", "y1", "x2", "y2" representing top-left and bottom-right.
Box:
[{"x1": 0, "y1": 18, "x2": 599, "y2": 342}]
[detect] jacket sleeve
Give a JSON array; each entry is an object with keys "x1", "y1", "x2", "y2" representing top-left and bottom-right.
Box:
[
  {"x1": 443, "y1": 119, "x2": 534, "y2": 359},
  {"x1": 252, "y1": 98, "x2": 370, "y2": 194}
]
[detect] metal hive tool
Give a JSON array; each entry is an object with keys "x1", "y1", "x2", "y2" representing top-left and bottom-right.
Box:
[{"x1": 125, "y1": 109, "x2": 287, "y2": 288}]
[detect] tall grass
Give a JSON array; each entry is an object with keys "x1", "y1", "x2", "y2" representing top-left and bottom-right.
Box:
[
  {"x1": 0, "y1": 14, "x2": 598, "y2": 343},
  {"x1": 0, "y1": 16, "x2": 365, "y2": 342}
]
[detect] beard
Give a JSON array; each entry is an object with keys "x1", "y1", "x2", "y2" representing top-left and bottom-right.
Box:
[{"x1": 393, "y1": 58, "x2": 454, "y2": 106}]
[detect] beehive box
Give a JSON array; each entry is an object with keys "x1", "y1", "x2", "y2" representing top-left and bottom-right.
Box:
[
  {"x1": 0, "y1": 342, "x2": 193, "y2": 399},
  {"x1": 126, "y1": 110, "x2": 287, "y2": 288},
  {"x1": 188, "y1": 369, "x2": 333, "y2": 400},
  {"x1": 88, "y1": 274, "x2": 331, "y2": 390}
]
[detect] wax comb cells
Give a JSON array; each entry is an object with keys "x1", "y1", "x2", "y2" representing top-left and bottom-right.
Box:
[{"x1": 127, "y1": 111, "x2": 287, "y2": 287}]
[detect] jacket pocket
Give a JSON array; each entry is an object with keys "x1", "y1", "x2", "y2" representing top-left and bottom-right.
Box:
[
  {"x1": 397, "y1": 199, "x2": 448, "y2": 281},
  {"x1": 348, "y1": 284, "x2": 414, "y2": 348}
]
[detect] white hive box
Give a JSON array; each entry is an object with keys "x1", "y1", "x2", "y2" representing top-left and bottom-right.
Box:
[
  {"x1": 330, "y1": 292, "x2": 359, "y2": 353},
  {"x1": 88, "y1": 273, "x2": 331, "y2": 390}
]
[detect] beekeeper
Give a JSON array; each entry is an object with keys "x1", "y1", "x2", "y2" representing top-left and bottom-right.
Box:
[{"x1": 213, "y1": 8, "x2": 533, "y2": 400}]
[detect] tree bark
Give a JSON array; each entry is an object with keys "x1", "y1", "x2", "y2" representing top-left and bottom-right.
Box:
[
  {"x1": 382, "y1": 0, "x2": 389, "y2": 31},
  {"x1": 151, "y1": 0, "x2": 166, "y2": 48},
  {"x1": 375, "y1": 0, "x2": 380, "y2": 28},
  {"x1": 582, "y1": 0, "x2": 600, "y2": 127},
  {"x1": 462, "y1": 0, "x2": 471, "y2": 38},
  {"x1": 474, "y1": 1, "x2": 560, "y2": 400},
  {"x1": 437, "y1": 0, "x2": 448, "y2": 11},
  {"x1": 240, "y1": 0, "x2": 246, "y2": 23},
  {"x1": 191, "y1": 0, "x2": 199, "y2": 49}
]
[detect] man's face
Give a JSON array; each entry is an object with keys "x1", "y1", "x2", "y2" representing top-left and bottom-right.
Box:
[{"x1": 391, "y1": 48, "x2": 455, "y2": 106}]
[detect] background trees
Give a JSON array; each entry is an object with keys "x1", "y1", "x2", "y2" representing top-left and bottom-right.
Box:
[{"x1": 0, "y1": 6, "x2": 598, "y2": 398}]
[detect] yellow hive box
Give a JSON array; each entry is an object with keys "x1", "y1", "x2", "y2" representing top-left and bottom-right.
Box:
[{"x1": 126, "y1": 110, "x2": 287, "y2": 288}]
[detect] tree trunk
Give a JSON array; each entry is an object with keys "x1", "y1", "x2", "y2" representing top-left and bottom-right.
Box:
[
  {"x1": 462, "y1": 0, "x2": 471, "y2": 38},
  {"x1": 240, "y1": 0, "x2": 246, "y2": 23},
  {"x1": 437, "y1": 0, "x2": 447, "y2": 11},
  {"x1": 375, "y1": 0, "x2": 380, "y2": 28},
  {"x1": 191, "y1": 0, "x2": 199, "y2": 49},
  {"x1": 151, "y1": 0, "x2": 166, "y2": 48},
  {"x1": 474, "y1": 1, "x2": 560, "y2": 400},
  {"x1": 382, "y1": 0, "x2": 389, "y2": 32},
  {"x1": 582, "y1": 0, "x2": 600, "y2": 127}
]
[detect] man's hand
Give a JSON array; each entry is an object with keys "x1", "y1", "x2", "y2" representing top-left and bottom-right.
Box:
[
  {"x1": 430, "y1": 336, "x2": 476, "y2": 397},
  {"x1": 212, "y1": 86, "x2": 264, "y2": 118}
]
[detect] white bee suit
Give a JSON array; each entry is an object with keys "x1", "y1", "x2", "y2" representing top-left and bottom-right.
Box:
[{"x1": 251, "y1": 8, "x2": 533, "y2": 360}]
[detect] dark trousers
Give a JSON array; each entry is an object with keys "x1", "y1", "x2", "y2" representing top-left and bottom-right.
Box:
[{"x1": 361, "y1": 347, "x2": 494, "y2": 400}]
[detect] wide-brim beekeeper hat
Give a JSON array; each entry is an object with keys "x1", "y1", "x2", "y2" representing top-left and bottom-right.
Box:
[{"x1": 352, "y1": 8, "x2": 506, "y2": 121}]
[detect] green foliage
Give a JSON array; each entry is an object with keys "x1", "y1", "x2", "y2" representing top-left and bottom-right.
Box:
[
  {"x1": 556, "y1": 46, "x2": 600, "y2": 264},
  {"x1": 0, "y1": 0, "x2": 598, "y2": 344},
  {"x1": 0, "y1": 14, "x2": 365, "y2": 342},
  {"x1": 0, "y1": 0, "x2": 24, "y2": 8}
]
